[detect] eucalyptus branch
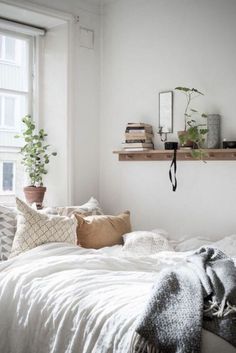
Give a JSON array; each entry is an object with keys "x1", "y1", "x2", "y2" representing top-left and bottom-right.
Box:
[{"x1": 15, "y1": 115, "x2": 57, "y2": 187}]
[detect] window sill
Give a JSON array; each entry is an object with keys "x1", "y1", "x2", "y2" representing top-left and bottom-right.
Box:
[{"x1": 0, "y1": 192, "x2": 15, "y2": 196}]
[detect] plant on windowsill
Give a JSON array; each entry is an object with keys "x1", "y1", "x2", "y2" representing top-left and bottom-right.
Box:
[
  {"x1": 175, "y1": 86, "x2": 208, "y2": 159},
  {"x1": 15, "y1": 115, "x2": 57, "y2": 208}
]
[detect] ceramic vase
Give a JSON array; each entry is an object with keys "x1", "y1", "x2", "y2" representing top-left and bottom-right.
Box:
[{"x1": 207, "y1": 114, "x2": 221, "y2": 149}]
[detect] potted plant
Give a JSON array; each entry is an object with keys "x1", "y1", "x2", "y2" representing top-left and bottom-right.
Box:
[
  {"x1": 15, "y1": 115, "x2": 57, "y2": 208},
  {"x1": 175, "y1": 86, "x2": 208, "y2": 158}
]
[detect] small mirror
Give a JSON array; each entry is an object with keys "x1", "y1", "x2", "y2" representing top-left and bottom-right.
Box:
[{"x1": 159, "y1": 91, "x2": 173, "y2": 133}]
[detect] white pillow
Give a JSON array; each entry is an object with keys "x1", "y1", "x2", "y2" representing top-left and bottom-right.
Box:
[
  {"x1": 0, "y1": 205, "x2": 17, "y2": 260},
  {"x1": 122, "y1": 231, "x2": 173, "y2": 257},
  {"x1": 212, "y1": 234, "x2": 236, "y2": 257},
  {"x1": 172, "y1": 237, "x2": 212, "y2": 252},
  {"x1": 56, "y1": 197, "x2": 103, "y2": 217},
  {"x1": 171, "y1": 234, "x2": 236, "y2": 257},
  {"x1": 10, "y1": 198, "x2": 77, "y2": 258}
]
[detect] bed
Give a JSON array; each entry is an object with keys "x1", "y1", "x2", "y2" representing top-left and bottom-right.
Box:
[{"x1": 0, "y1": 242, "x2": 235, "y2": 353}]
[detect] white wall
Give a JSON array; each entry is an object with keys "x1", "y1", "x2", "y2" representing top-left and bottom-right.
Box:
[
  {"x1": 100, "y1": 0, "x2": 236, "y2": 239},
  {"x1": 74, "y1": 9, "x2": 101, "y2": 205}
]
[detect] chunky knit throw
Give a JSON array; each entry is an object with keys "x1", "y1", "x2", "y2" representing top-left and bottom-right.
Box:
[{"x1": 131, "y1": 247, "x2": 236, "y2": 353}]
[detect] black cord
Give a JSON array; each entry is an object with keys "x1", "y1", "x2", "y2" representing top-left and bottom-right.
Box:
[{"x1": 169, "y1": 148, "x2": 177, "y2": 192}]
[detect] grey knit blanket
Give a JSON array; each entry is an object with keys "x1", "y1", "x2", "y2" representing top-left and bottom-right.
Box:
[{"x1": 131, "y1": 247, "x2": 236, "y2": 353}]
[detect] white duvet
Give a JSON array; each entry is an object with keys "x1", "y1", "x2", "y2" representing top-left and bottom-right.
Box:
[{"x1": 0, "y1": 243, "x2": 235, "y2": 353}]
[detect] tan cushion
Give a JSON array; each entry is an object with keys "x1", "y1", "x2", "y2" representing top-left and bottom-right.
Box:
[
  {"x1": 10, "y1": 198, "x2": 77, "y2": 258},
  {"x1": 75, "y1": 211, "x2": 131, "y2": 249}
]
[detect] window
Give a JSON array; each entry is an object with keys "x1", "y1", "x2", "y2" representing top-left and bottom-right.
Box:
[
  {"x1": 0, "y1": 94, "x2": 18, "y2": 129},
  {"x1": 0, "y1": 161, "x2": 15, "y2": 194},
  {"x1": 0, "y1": 35, "x2": 18, "y2": 64},
  {"x1": 0, "y1": 30, "x2": 34, "y2": 203}
]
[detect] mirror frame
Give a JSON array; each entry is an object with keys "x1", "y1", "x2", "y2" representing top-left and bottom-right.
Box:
[{"x1": 159, "y1": 91, "x2": 173, "y2": 133}]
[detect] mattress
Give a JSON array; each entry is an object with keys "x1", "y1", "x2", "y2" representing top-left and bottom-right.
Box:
[{"x1": 0, "y1": 243, "x2": 235, "y2": 353}]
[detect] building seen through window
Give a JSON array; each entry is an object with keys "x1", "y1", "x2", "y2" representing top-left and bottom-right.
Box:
[{"x1": 0, "y1": 32, "x2": 33, "y2": 204}]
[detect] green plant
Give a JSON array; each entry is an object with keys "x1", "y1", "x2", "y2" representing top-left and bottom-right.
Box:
[
  {"x1": 15, "y1": 115, "x2": 57, "y2": 186},
  {"x1": 175, "y1": 86, "x2": 208, "y2": 159}
]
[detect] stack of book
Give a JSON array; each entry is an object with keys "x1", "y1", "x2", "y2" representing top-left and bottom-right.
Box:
[{"x1": 122, "y1": 123, "x2": 154, "y2": 151}]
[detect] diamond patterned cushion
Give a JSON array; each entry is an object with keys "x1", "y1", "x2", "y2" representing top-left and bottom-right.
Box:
[
  {"x1": 0, "y1": 206, "x2": 17, "y2": 260},
  {"x1": 10, "y1": 198, "x2": 77, "y2": 258}
]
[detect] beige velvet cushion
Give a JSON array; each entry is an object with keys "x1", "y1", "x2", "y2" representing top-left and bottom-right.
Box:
[
  {"x1": 10, "y1": 198, "x2": 77, "y2": 258},
  {"x1": 75, "y1": 211, "x2": 131, "y2": 249}
]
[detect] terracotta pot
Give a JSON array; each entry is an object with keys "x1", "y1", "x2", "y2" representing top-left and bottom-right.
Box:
[
  {"x1": 177, "y1": 130, "x2": 194, "y2": 148},
  {"x1": 23, "y1": 186, "x2": 46, "y2": 209}
]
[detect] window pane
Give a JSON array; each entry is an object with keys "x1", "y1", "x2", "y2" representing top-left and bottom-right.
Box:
[
  {"x1": 0, "y1": 36, "x2": 29, "y2": 91},
  {"x1": 3, "y1": 162, "x2": 14, "y2": 191},
  {"x1": 0, "y1": 30, "x2": 32, "y2": 204},
  {"x1": 4, "y1": 96, "x2": 15, "y2": 127},
  {"x1": 5, "y1": 37, "x2": 16, "y2": 62}
]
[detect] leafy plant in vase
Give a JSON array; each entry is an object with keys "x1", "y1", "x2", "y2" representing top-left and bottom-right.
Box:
[
  {"x1": 15, "y1": 115, "x2": 57, "y2": 208},
  {"x1": 175, "y1": 87, "x2": 208, "y2": 159}
]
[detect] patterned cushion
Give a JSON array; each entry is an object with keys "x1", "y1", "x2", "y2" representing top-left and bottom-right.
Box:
[
  {"x1": 0, "y1": 206, "x2": 17, "y2": 260},
  {"x1": 10, "y1": 198, "x2": 77, "y2": 258},
  {"x1": 56, "y1": 197, "x2": 103, "y2": 217},
  {"x1": 122, "y1": 231, "x2": 173, "y2": 257}
]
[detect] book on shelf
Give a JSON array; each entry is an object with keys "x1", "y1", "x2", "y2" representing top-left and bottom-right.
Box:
[
  {"x1": 125, "y1": 139, "x2": 152, "y2": 143},
  {"x1": 123, "y1": 123, "x2": 154, "y2": 148},
  {"x1": 127, "y1": 123, "x2": 152, "y2": 128},
  {"x1": 122, "y1": 142, "x2": 154, "y2": 148},
  {"x1": 125, "y1": 127, "x2": 153, "y2": 134},
  {"x1": 123, "y1": 147, "x2": 153, "y2": 152},
  {"x1": 125, "y1": 132, "x2": 153, "y2": 141},
  {"x1": 125, "y1": 128, "x2": 153, "y2": 133}
]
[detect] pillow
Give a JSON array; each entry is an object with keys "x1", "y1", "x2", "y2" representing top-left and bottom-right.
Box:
[
  {"x1": 1, "y1": 197, "x2": 101, "y2": 259},
  {"x1": 57, "y1": 197, "x2": 103, "y2": 217},
  {"x1": 0, "y1": 204, "x2": 61, "y2": 261},
  {"x1": 75, "y1": 211, "x2": 131, "y2": 249},
  {"x1": 10, "y1": 198, "x2": 77, "y2": 258},
  {"x1": 212, "y1": 234, "x2": 236, "y2": 257},
  {"x1": 31, "y1": 203, "x2": 59, "y2": 215},
  {"x1": 0, "y1": 206, "x2": 17, "y2": 260},
  {"x1": 122, "y1": 231, "x2": 173, "y2": 257},
  {"x1": 171, "y1": 236, "x2": 212, "y2": 252}
]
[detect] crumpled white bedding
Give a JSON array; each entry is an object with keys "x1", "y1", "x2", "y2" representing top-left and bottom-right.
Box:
[{"x1": 0, "y1": 243, "x2": 235, "y2": 353}]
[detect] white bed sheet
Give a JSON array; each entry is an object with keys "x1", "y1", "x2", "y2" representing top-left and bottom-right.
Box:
[{"x1": 0, "y1": 243, "x2": 235, "y2": 353}]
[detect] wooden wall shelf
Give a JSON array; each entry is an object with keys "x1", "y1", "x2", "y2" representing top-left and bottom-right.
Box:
[{"x1": 113, "y1": 149, "x2": 236, "y2": 161}]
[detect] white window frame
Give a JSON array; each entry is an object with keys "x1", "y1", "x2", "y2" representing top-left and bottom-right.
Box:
[
  {"x1": 0, "y1": 29, "x2": 34, "y2": 133},
  {"x1": 0, "y1": 160, "x2": 16, "y2": 195}
]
